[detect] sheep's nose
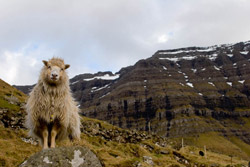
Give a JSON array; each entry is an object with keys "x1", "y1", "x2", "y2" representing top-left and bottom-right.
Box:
[{"x1": 52, "y1": 73, "x2": 58, "y2": 78}]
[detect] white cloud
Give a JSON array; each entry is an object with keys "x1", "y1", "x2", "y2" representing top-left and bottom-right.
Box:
[{"x1": 0, "y1": 44, "x2": 57, "y2": 85}]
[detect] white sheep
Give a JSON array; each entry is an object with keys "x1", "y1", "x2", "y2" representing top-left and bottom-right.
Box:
[{"x1": 25, "y1": 58, "x2": 81, "y2": 149}]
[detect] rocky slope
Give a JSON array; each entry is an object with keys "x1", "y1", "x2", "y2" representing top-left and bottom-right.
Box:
[{"x1": 15, "y1": 41, "x2": 250, "y2": 142}]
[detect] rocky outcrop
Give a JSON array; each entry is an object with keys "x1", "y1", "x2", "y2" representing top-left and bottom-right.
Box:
[
  {"x1": 0, "y1": 108, "x2": 25, "y2": 129},
  {"x1": 20, "y1": 146, "x2": 102, "y2": 167},
  {"x1": 81, "y1": 118, "x2": 167, "y2": 146}
]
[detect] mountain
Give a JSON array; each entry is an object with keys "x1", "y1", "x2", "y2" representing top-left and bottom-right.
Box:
[{"x1": 15, "y1": 41, "x2": 250, "y2": 143}]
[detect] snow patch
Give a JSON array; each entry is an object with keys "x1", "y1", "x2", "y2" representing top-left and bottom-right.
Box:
[
  {"x1": 240, "y1": 51, "x2": 248, "y2": 55},
  {"x1": 181, "y1": 56, "x2": 197, "y2": 60},
  {"x1": 163, "y1": 66, "x2": 167, "y2": 70},
  {"x1": 71, "y1": 80, "x2": 79, "y2": 85},
  {"x1": 179, "y1": 83, "x2": 185, "y2": 86},
  {"x1": 208, "y1": 82, "x2": 215, "y2": 87},
  {"x1": 191, "y1": 69, "x2": 197, "y2": 73},
  {"x1": 214, "y1": 66, "x2": 220, "y2": 71},
  {"x1": 91, "y1": 84, "x2": 110, "y2": 92},
  {"x1": 159, "y1": 57, "x2": 179, "y2": 62},
  {"x1": 208, "y1": 53, "x2": 218, "y2": 61},
  {"x1": 100, "y1": 92, "x2": 110, "y2": 99},
  {"x1": 158, "y1": 47, "x2": 216, "y2": 55},
  {"x1": 198, "y1": 93, "x2": 203, "y2": 96},
  {"x1": 186, "y1": 82, "x2": 194, "y2": 88},
  {"x1": 84, "y1": 74, "x2": 119, "y2": 81},
  {"x1": 227, "y1": 82, "x2": 232, "y2": 86},
  {"x1": 227, "y1": 54, "x2": 233, "y2": 57},
  {"x1": 239, "y1": 80, "x2": 245, "y2": 84}
]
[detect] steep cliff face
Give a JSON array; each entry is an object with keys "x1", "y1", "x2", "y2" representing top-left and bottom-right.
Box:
[
  {"x1": 68, "y1": 41, "x2": 250, "y2": 140},
  {"x1": 15, "y1": 41, "x2": 250, "y2": 141}
]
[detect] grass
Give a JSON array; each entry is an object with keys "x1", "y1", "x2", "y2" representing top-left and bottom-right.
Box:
[
  {"x1": 0, "y1": 79, "x2": 26, "y2": 102},
  {"x1": 179, "y1": 146, "x2": 247, "y2": 166},
  {"x1": 1, "y1": 119, "x2": 250, "y2": 167},
  {"x1": 229, "y1": 136, "x2": 250, "y2": 157},
  {"x1": 171, "y1": 132, "x2": 250, "y2": 161},
  {"x1": 0, "y1": 126, "x2": 40, "y2": 167},
  {"x1": 0, "y1": 97, "x2": 20, "y2": 111}
]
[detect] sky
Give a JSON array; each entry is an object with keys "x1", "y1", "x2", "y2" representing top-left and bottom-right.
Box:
[{"x1": 0, "y1": 0, "x2": 250, "y2": 85}]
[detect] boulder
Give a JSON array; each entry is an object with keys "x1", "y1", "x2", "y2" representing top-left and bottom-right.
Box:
[
  {"x1": 143, "y1": 156, "x2": 154, "y2": 166},
  {"x1": 20, "y1": 146, "x2": 102, "y2": 167}
]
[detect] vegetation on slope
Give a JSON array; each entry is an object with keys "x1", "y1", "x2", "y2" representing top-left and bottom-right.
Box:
[
  {"x1": 0, "y1": 117, "x2": 249, "y2": 167},
  {"x1": 0, "y1": 79, "x2": 26, "y2": 111},
  {"x1": 0, "y1": 79, "x2": 250, "y2": 166}
]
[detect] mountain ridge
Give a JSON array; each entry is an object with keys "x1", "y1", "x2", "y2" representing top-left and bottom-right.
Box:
[{"x1": 14, "y1": 40, "x2": 250, "y2": 141}]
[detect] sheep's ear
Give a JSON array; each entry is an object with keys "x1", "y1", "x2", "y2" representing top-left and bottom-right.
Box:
[
  {"x1": 42, "y1": 60, "x2": 48, "y2": 67},
  {"x1": 65, "y1": 64, "x2": 70, "y2": 69}
]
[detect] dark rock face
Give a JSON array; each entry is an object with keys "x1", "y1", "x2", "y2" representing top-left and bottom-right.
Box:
[
  {"x1": 16, "y1": 40, "x2": 250, "y2": 140},
  {"x1": 20, "y1": 146, "x2": 102, "y2": 167},
  {"x1": 0, "y1": 109, "x2": 25, "y2": 129}
]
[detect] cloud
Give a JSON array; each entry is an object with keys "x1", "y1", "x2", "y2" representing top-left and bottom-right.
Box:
[
  {"x1": 0, "y1": 0, "x2": 250, "y2": 85},
  {"x1": 0, "y1": 44, "x2": 56, "y2": 85}
]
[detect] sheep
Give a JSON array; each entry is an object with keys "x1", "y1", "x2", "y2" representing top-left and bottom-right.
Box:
[{"x1": 25, "y1": 57, "x2": 81, "y2": 149}]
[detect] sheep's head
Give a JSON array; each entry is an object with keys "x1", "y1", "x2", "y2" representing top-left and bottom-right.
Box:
[{"x1": 42, "y1": 58, "x2": 70, "y2": 85}]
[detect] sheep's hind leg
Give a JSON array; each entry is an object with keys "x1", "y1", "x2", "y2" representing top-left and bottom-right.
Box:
[{"x1": 42, "y1": 128, "x2": 49, "y2": 149}]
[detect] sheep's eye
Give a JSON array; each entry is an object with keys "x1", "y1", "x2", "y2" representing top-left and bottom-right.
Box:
[
  {"x1": 48, "y1": 66, "x2": 51, "y2": 69},
  {"x1": 61, "y1": 68, "x2": 64, "y2": 71}
]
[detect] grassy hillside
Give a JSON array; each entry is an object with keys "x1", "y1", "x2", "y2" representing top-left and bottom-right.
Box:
[
  {"x1": 0, "y1": 79, "x2": 27, "y2": 111},
  {"x1": 0, "y1": 117, "x2": 249, "y2": 167}
]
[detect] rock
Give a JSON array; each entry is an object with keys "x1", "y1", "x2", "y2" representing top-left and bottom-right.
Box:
[
  {"x1": 133, "y1": 161, "x2": 142, "y2": 167},
  {"x1": 0, "y1": 120, "x2": 4, "y2": 127},
  {"x1": 159, "y1": 150, "x2": 169, "y2": 155},
  {"x1": 210, "y1": 163, "x2": 219, "y2": 167},
  {"x1": 21, "y1": 137, "x2": 38, "y2": 145},
  {"x1": 143, "y1": 156, "x2": 154, "y2": 166},
  {"x1": 20, "y1": 146, "x2": 102, "y2": 167}
]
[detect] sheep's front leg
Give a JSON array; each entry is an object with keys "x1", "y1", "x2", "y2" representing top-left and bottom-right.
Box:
[
  {"x1": 50, "y1": 125, "x2": 57, "y2": 148},
  {"x1": 42, "y1": 128, "x2": 49, "y2": 149}
]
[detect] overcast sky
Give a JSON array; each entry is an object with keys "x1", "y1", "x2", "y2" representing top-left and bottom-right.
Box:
[{"x1": 0, "y1": 0, "x2": 250, "y2": 85}]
